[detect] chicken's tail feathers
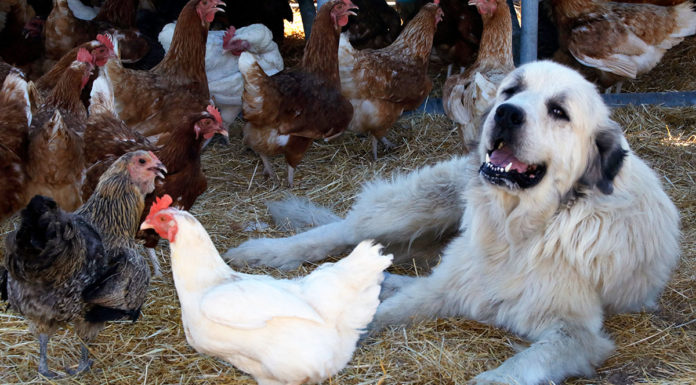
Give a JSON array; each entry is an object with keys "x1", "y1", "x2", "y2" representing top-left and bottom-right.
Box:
[
  {"x1": 5, "y1": 196, "x2": 63, "y2": 278},
  {"x1": 84, "y1": 305, "x2": 141, "y2": 323},
  {"x1": 266, "y1": 194, "x2": 341, "y2": 232},
  {"x1": 327, "y1": 241, "x2": 393, "y2": 331},
  {"x1": 0, "y1": 72, "x2": 32, "y2": 126},
  {"x1": 672, "y1": 2, "x2": 696, "y2": 38},
  {"x1": 238, "y1": 51, "x2": 263, "y2": 77},
  {"x1": 333, "y1": 241, "x2": 393, "y2": 291},
  {"x1": 89, "y1": 68, "x2": 115, "y2": 115}
]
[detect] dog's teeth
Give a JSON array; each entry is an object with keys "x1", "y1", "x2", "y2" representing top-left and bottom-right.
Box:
[
  {"x1": 504, "y1": 163, "x2": 512, "y2": 173},
  {"x1": 497, "y1": 142, "x2": 504, "y2": 150},
  {"x1": 486, "y1": 153, "x2": 491, "y2": 163}
]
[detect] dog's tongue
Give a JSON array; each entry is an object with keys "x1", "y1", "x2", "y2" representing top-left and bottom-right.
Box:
[{"x1": 490, "y1": 146, "x2": 529, "y2": 173}]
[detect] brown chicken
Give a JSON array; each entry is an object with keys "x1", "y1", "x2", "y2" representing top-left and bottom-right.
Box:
[
  {"x1": 0, "y1": 71, "x2": 32, "y2": 222},
  {"x1": 104, "y1": 0, "x2": 224, "y2": 139},
  {"x1": 344, "y1": 0, "x2": 403, "y2": 49},
  {"x1": 24, "y1": 48, "x2": 93, "y2": 212},
  {"x1": 337, "y1": 1, "x2": 442, "y2": 160},
  {"x1": 138, "y1": 105, "x2": 227, "y2": 250},
  {"x1": 3, "y1": 151, "x2": 165, "y2": 378},
  {"x1": 82, "y1": 58, "x2": 226, "y2": 257},
  {"x1": 551, "y1": 0, "x2": 696, "y2": 91},
  {"x1": 81, "y1": 69, "x2": 156, "y2": 201},
  {"x1": 0, "y1": 0, "x2": 44, "y2": 70},
  {"x1": 43, "y1": 0, "x2": 140, "y2": 68},
  {"x1": 238, "y1": 0, "x2": 356, "y2": 187},
  {"x1": 433, "y1": 0, "x2": 483, "y2": 67},
  {"x1": 442, "y1": 0, "x2": 514, "y2": 152}
]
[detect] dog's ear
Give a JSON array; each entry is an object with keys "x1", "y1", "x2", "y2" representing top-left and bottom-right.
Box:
[{"x1": 581, "y1": 120, "x2": 628, "y2": 195}]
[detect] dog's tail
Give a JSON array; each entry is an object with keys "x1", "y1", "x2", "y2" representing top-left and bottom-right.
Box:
[{"x1": 266, "y1": 194, "x2": 341, "y2": 232}]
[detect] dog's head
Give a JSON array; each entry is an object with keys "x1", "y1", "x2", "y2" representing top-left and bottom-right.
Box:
[{"x1": 478, "y1": 61, "x2": 627, "y2": 200}]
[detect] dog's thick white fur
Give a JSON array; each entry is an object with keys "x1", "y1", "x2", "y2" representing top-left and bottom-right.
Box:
[{"x1": 224, "y1": 61, "x2": 680, "y2": 384}]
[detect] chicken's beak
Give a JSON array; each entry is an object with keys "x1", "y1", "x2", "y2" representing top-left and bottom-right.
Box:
[
  {"x1": 140, "y1": 221, "x2": 154, "y2": 231},
  {"x1": 347, "y1": 1, "x2": 359, "y2": 16},
  {"x1": 212, "y1": 0, "x2": 226, "y2": 13},
  {"x1": 150, "y1": 163, "x2": 167, "y2": 179}
]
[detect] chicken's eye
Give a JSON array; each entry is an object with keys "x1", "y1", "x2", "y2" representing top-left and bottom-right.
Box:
[{"x1": 139, "y1": 158, "x2": 146, "y2": 164}]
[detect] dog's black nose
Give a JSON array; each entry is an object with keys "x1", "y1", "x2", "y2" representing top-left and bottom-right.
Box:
[{"x1": 494, "y1": 104, "x2": 525, "y2": 130}]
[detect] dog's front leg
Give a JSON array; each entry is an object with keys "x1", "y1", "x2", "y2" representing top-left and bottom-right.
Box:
[
  {"x1": 224, "y1": 156, "x2": 473, "y2": 269},
  {"x1": 371, "y1": 267, "x2": 463, "y2": 328},
  {"x1": 223, "y1": 219, "x2": 359, "y2": 270},
  {"x1": 470, "y1": 322, "x2": 614, "y2": 385}
]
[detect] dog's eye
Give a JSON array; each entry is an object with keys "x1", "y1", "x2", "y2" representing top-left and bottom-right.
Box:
[
  {"x1": 548, "y1": 102, "x2": 569, "y2": 121},
  {"x1": 501, "y1": 86, "x2": 519, "y2": 99}
]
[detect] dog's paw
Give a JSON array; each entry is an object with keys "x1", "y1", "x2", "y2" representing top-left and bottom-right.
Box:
[
  {"x1": 379, "y1": 273, "x2": 416, "y2": 301},
  {"x1": 223, "y1": 238, "x2": 303, "y2": 270}
]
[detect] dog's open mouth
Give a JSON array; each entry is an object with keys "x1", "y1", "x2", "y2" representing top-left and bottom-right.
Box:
[{"x1": 479, "y1": 141, "x2": 546, "y2": 189}]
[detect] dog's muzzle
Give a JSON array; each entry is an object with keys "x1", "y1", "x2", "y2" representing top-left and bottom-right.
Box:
[{"x1": 479, "y1": 104, "x2": 546, "y2": 189}]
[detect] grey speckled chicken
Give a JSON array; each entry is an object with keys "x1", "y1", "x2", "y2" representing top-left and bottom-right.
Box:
[{"x1": 3, "y1": 150, "x2": 166, "y2": 378}]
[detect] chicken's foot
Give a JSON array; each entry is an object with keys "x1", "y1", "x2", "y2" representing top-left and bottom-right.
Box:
[
  {"x1": 372, "y1": 136, "x2": 396, "y2": 160},
  {"x1": 65, "y1": 344, "x2": 93, "y2": 376},
  {"x1": 37, "y1": 333, "x2": 59, "y2": 379}
]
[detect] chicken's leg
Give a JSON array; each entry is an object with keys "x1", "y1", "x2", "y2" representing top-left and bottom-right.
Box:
[
  {"x1": 38, "y1": 333, "x2": 59, "y2": 378},
  {"x1": 372, "y1": 136, "x2": 396, "y2": 159},
  {"x1": 146, "y1": 248, "x2": 162, "y2": 277},
  {"x1": 287, "y1": 165, "x2": 295, "y2": 188},
  {"x1": 259, "y1": 154, "x2": 278, "y2": 182},
  {"x1": 65, "y1": 343, "x2": 93, "y2": 375}
]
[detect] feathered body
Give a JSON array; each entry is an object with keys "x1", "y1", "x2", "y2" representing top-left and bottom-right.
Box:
[
  {"x1": 551, "y1": 0, "x2": 696, "y2": 88},
  {"x1": 0, "y1": 0, "x2": 43, "y2": 69},
  {"x1": 442, "y1": 0, "x2": 514, "y2": 152},
  {"x1": 239, "y1": 0, "x2": 355, "y2": 187},
  {"x1": 141, "y1": 204, "x2": 392, "y2": 385},
  {"x1": 104, "y1": 0, "x2": 223, "y2": 139},
  {"x1": 25, "y1": 53, "x2": 92, "y2": 212},
  {"x1": 0, "y1": 71, "x2": 32, "y2": 221},
  {"x1": 4, "y1": 151, "x2": 165, "y2": 377},
  {"x1": 159, "y1": 23, "x2": 284, "y2": 125},
  {"x1": 43, "y1": 0, "x2": 139, "y2": 68},
  {"x1": 82, "y1": 68, "x2": 156, "y2": 201},
  {"x1": 344, "y1": 0, "x2": 402, "y2": 49},
  {"x1": 338, "y1": 2, "x2": 442, "y2": 159}
]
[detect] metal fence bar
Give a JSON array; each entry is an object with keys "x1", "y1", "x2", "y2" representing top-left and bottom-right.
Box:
[
  {"x1": 519, "y1": 0, "x2": 538, "y2": 64},
  {"x1": 602, "y1": 92, "x2": 696, "y2": 107}
]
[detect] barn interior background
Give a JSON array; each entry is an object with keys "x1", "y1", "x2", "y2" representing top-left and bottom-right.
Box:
[{"x1": 1, "y1": 0, "x2": 695, "y2": 383}]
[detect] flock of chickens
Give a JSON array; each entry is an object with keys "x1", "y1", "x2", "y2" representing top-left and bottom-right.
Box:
[{"x1": 0, "y1": 0, "x2": 695, "y2": 383}]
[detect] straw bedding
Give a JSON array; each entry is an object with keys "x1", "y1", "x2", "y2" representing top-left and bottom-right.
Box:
[{"x1": 1, "y1": 14, "x2": 695, "y2": 385}]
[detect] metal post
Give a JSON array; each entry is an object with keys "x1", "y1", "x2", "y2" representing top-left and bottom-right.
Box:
[
  {"x1": 507, "y1": 0, "x2": 521, "y2": 66},
  {"x1": 297, "y1": 0, "x2": 316, "y2": 40},
  {"x1": 520, "y1": 0, "x2": 539, "y2": 64}
]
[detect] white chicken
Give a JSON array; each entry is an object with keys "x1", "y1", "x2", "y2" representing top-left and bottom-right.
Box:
[
  {"x1": 140, "y1": 195, "x2": 393, "y2": 385},
  {"x1": 158, "y1": 23, "x2": 284, "y2": 126}
]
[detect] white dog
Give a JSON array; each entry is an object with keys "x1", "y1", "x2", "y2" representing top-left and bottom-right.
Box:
[{"x1": 224, "y1": 61, "x2": 681, "y2": 384}]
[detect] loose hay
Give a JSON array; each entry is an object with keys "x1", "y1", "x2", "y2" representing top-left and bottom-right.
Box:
[{"x1": 1, "y1": 12, "x2": 695, "y2": 385}]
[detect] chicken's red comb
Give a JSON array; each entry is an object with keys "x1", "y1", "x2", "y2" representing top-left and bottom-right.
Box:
[
  {"x1": 146, "y1": 194, "x2": 173, "y2": 223},
  {"x1": 223, "y1": 26, "x2": 236, "y2": 45},
  {"x1": 96, "y1": 34, "x2": 114, "y2": 52},
  {"x1": 434, "y1": 0, "x2": 440, "y2": 5},
  {"x1": 207, "y1": 105, "x2": 222, "y2": 124},
  {"x1": 76, "y1": 47, "x2": 93, "y2": 64}
]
